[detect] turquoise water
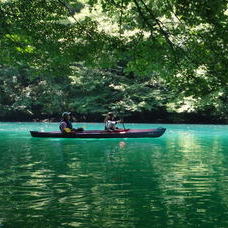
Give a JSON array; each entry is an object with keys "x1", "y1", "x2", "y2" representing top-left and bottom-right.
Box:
[{"x1": 0, "y1": 122, "x2": 228, "y2": 227}]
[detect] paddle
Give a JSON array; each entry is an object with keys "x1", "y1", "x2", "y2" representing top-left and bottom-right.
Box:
[
  {"x1": 117, "y1": 114, "x2": 127, "y2": 130},
  {"x1": 121, "y1": 119, "x2": 126, "y2": 130}
]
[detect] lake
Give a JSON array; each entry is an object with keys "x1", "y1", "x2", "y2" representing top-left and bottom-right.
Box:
[{"x1": 0, "y1": 122, "x2": 227, "y2": 227}]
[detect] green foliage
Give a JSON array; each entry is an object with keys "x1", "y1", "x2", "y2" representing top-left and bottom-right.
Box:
[
  {"x1": 0, "y1": 0, "x2": 227, "y2": 122},
  {"x1": 0, "y1": 65, "x2": 69, "y2": 117},
  {"x1": 68, "y1": 65, "x2": 169, "y2": 114}
]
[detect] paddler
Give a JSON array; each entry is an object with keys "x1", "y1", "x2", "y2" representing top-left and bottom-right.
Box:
[
  {"x1": 59, "y1": 112, "x2": 84, "y2": 133},
  {"x1": 104, "y1": 112, "x2": 122, "y2": 131}
]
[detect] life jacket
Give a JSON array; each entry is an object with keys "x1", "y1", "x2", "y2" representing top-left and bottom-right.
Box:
[{"x1": 59, "y1": 120, "x2": 73, "y2": 132}]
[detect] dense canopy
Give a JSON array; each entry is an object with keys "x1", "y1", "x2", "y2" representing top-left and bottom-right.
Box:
[{"x1": 0, "y1": 0, "x2": 227, "y2": 123}]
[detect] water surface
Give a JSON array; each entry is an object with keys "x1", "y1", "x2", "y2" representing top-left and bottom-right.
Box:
[{"x1": 0, "y1": 122, "x2": 228, "y2": 227}]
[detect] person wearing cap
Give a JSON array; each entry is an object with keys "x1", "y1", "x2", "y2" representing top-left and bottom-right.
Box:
[
  {"x1": 59, "y1": 112, "x2": 84, "y2": 133},
  {"x1": 104, "y1": 112, "x2": 121, "y2": 131}
]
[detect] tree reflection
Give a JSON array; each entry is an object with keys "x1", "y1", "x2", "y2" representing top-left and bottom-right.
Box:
[{"x1": 0, "y1": 125, "x2": 227, "y2": 227}]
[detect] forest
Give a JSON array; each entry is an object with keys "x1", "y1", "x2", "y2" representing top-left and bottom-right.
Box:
[{"x1": 0, "y1": 0, "x2": 227, "y2": 123}]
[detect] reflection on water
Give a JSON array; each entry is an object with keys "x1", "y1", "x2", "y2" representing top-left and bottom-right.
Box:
[{"x1": 0, "y1": 123, "x2": 228, "y2": 227}]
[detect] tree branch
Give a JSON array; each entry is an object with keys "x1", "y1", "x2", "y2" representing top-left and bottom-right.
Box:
[
  {"x1": 138, "y1": 0, "x2": 178, "y2": 58},
  {"x1": 56, "y1": 0, "x2": 94, "y2": 39}
]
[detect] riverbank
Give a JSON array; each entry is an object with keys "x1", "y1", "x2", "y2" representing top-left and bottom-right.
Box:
[{"x1": 0, "y1": 111, "x2": 227, "y2": 124}]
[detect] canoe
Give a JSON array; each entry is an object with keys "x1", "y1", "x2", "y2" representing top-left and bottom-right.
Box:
[{"x1": 30, "y1": 128, "x2": 166, "y2": 138}]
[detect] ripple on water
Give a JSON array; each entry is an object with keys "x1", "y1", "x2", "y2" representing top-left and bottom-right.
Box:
[{"x1": 0, "y1": 123, "x2": 228, "y2": 227}]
